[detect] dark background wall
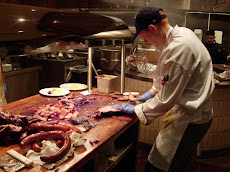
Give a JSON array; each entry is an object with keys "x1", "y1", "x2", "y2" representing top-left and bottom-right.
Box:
[
  {"x1": 0, "y1": 0, "x2": 108, "y2": 8},
  {"x1": 0, "y1": 0, "x2": 230, "y2": 52},
  {"x1": 190, "y1": 0, "x2": 230, "y2": 13},
  {"x1": 186, "y1": 12, "x2": 230, "y2": 52}
]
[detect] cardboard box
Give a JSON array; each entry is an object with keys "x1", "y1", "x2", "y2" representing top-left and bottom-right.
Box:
[{"x1": 96, "y1": 75, "x2": 118, "y2": 94}]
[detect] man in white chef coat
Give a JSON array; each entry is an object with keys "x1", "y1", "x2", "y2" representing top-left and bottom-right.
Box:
[{"x1": 113, "y1": 7, "x2": 214, "y2": 172}]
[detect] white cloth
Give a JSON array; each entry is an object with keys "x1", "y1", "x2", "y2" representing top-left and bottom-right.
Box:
[
  {"x1": 36, "y1": 42, "x2": 85, "y2": 53},
  {"x1": 26, "y1": 132, "x2": 89, "y2": 169},
  {"x1": 135, "y1": 25, "x2": 214, "y2": 171}
]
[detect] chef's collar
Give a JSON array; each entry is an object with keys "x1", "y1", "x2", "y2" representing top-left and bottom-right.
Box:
[{"x1": 166, "y1": 26, "x2": 173, "y2": 38}]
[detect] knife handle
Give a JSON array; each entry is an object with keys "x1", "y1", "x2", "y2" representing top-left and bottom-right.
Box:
[{"x1": 6, "y1": 149, "x2": 33, "y2": 167}]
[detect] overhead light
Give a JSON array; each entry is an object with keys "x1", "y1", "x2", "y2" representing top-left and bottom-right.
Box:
[
  {"x1": 31, "y1": 9, "x2": 36, "y2": 12},
  {"x1": 18, "y1": 18, "x2": 26, "y2": 22},
  {"x1": 53, "y1": 20, "x2": 61, "y2": 24},
  {"x1": 18, "y1": 30, "x2": 24, "y2": 33}
]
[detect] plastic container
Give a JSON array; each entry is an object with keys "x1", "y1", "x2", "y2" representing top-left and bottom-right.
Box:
[
  {"x1": 96, "y1": 74, "x2": 118, "y2": 94},
  {"x1": 2, "y1": 64, "x2": 12, "y2": 72}
]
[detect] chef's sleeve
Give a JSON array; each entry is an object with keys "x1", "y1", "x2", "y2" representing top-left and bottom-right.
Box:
[
  {"x1": 134, "y1": 48, "x2": 192, "y2": 125},
  {"x1": 222, "y1": 47, "x2": 229, "y2": 60}
]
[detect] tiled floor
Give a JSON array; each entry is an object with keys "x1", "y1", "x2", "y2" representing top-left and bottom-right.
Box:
[
  {"x1": 136, "y1": 142, "x2": 152, "y2": 172},
  {"x1": 136, "y1": 142, "x2": 230, "y2": 172},
  {"x1": 196, "y1": 155, "x2": 230, "y2": 172}
]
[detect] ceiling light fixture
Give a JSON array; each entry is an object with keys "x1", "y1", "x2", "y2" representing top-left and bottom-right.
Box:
[{"x1": 18, "y1": 18, "x2": 26, "y2": 22}]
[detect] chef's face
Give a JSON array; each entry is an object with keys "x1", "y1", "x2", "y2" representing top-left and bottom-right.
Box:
[
  {"x1": 205, "y1": 35, "x2": 215, "y2": 44},
  {"x1": 139, "y1": 27, "x2": 162, "y2": 47}
]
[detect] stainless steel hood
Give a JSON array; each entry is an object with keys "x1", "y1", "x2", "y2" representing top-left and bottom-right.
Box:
[
  {"x1": 98, "y1": 0, "x2": 191, "y2": 10},
  {"x1": 0, "y1": 3, "x2": 132, "y2": 56}
]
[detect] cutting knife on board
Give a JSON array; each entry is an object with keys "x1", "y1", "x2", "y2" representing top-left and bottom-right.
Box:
[{"x1": 0, "y1": 149, "x2": 33, "y2": 172}]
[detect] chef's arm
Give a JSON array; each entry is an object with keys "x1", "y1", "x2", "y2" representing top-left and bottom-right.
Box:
[
  {"x1": 133, "y1": 87, "x2": 157, "y2": 102},
  {"x1": 135, "y1": 62, "x2": 189, "y2": 124},
  {"x1": 227, "y1": 55, "x2": 230, "y2": 61},
  {"x1": 134, "y1": 44, "x2": 193, "y2": 125},
  {"x1": 114, "y1": 86, "x2": 157, "y2": 115},
  {"x1": 221, "y1": 47, "x2": 230, "y2": 61}
]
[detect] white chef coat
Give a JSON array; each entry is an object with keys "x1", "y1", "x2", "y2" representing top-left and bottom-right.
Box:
[{"x1": 134, "y1": 25, "x2": 214, "y2": 171}]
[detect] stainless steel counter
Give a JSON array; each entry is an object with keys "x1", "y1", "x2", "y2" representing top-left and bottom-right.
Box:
[
  {"x1": 115, "y1": 64, "x2": 230, "y2": 87},
  {"x1": 25, "y1": 57, "x2": 87, "y2": 88},
  {"x1": 4, "y1": 66, "x2": 42, "y2": 77}
]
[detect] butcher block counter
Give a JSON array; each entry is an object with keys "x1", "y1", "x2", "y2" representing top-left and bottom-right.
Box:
[{"x1": 0, "y1": 90, "x2": 139, "y2": 172}]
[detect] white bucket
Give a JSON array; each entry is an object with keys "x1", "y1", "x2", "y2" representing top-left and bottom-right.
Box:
[{"x1": 96, "y1": 74, "x2": 118, "y2": 94}]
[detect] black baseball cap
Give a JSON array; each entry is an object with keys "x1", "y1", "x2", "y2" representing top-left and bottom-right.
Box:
[
  {"x1": 206, "y1": 30, "x2": 215, "y2": 36},
  {"x1": 131, "y1": 7, "x2": 167, "y2": 42}
]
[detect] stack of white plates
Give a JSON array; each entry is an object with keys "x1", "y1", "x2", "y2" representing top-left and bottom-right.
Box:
[
  {"x1": 2, "y1": 64, "x2": 12, "y2": 72},
  {"x1": 60, "y1": 83, "x2": 87, "y2": 91}
]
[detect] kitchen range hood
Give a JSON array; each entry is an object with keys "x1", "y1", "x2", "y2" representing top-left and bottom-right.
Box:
[{"x1": 0, "y1": 3, "x2": 132, "y2": 57}]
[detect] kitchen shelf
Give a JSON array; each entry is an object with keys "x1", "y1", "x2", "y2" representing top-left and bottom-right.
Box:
[
  {"x1": 93, "y1": 121, "x2": 138, "y2": 172},
  {"x1": 105, "y1": 142, "x2": 134, "y2": 172},
  {"x1": 80, "y1": 118, "x2": 138, "y2": 172}
]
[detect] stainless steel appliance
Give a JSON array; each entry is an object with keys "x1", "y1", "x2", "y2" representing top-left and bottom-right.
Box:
[{"x1": 100, "y1": 48, "x2": 121, "y2": 72}]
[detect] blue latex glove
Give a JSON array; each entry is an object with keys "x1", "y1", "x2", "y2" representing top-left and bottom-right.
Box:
[
  {"x1": 137, "y1": 90, "x2": 154, "y2": 102},
  {"x1": 112, "y1": 104, "x2": 135, "y2": 115},
  {"x1": 3, "y1": 83, "x2": 7, "y2": 95}
]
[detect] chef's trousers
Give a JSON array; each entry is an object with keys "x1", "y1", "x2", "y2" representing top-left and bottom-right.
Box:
[{"x1": 145, "y1": 119, "x2": 212, "y2": 172}]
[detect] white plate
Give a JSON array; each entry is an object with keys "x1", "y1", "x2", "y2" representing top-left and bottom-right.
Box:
[
  {"x1": 123, "y1": 92, "x2": 139, "y2": 96},
  {"x1": 39, "y1": 87, "x2": 70, "y2": 97},
  {"x1": 59, "y1": 83, "x2": 88, "y2": 91},
  {"x1": 214, "y1": 79, "x2": 220, "y2": 84}
]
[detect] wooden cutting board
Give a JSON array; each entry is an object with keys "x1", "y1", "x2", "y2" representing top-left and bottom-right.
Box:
[{"x1": 0, "y1": 90, "x2": 138, "y2": 171}]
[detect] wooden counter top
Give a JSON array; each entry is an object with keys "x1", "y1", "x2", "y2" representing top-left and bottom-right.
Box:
[{"x1": 0, "y1": 91, "x2": 139, "y2": 172}]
